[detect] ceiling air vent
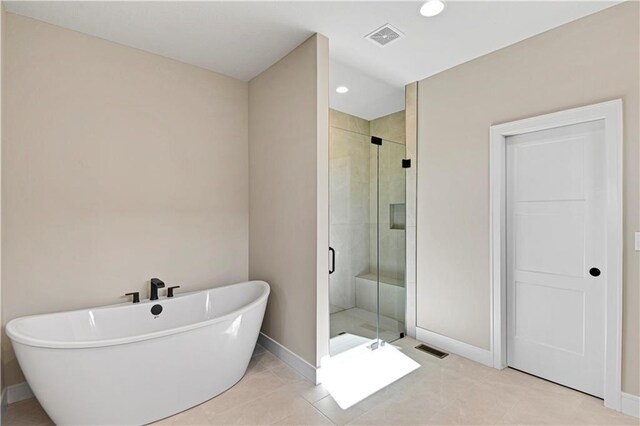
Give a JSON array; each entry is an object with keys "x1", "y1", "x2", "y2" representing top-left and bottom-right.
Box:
[{"x1": 365, "y1": 23, "x2": 405, "y2": 47}]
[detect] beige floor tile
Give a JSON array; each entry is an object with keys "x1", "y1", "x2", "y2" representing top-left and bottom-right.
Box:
[
  {"x1": 207, "y1": 386, "x2": 311, "y2": 425},
  {"x1": 499, "y1": 390, "x2": 587, "y2": 425},
  {"x1": 252, "y1": 350, "x2": 288, "y2": 371},
  {"x1": 437, "y1": 354, "x2": 496, "y2": 381},
  {"x1": 246, "y1": 355, "x2": 272, "y2": 377},
  {"x1": 199, "y1": 370, "x2": 288, "y2": 417},
  {"x1": 286, "y1": 380, "x2": 331, "y2": 404},
  {"x1": 348, "y1": 388, "x2": 444, "y2": 425},
  {"x1": 426, "y1": 392, "x2": 510, "y2": 425},
  {"x1": 3, "y1": 398, "x2": 53, "y2": 426},
  {"x1": 350, "y1": 366, "x2": 446, "y2": 413},
  {"x1": 572, "y1": 396, "x2": 640, "y2": 425},
  {"x1": 154, "y1": 404, "x2": 211, "y2": 426},
  {"x1": 314, "y1": 396, "x2": 366, "y2": 425},
  {"x1": 253, "y1": 344, "x2": 266, "y2": 356},
  {"x1": 408, "y1": 368, "x2": 480, "y2": 405},
  {"x1": 271, "y1": 363, "x2": 306, "y2": 385},
  {"x1": 274, "y1": 402, "x2": 336, "y2": 425}
]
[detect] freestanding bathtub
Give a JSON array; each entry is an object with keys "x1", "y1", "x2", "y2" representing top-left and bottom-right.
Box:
[{"x1": 7, "y1": 280, "x2": 270, "y2": 425}]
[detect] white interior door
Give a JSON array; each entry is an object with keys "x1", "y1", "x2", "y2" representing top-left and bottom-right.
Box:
[{"x1": 506, "y1": 119, "x2": 606, "y2": 398}]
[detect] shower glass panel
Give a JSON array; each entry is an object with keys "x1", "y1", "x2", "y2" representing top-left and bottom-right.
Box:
[
  {"x1": 329, "y1": 127, "x2": 377, "y2": 356},
  {"x1": 329, "y1": 116, "x2": 406, "y2": 356},
  {"x1": 375, "y1": 139, "x2": 406, "y2": 343}
]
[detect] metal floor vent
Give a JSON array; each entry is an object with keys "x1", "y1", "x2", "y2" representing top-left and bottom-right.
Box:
[
  {"x1": 415, "y1": 344, "x2": 449, "y2": 359},
  {"x1": 365, "y1": 23, "x2": 404, "y2": 47}
]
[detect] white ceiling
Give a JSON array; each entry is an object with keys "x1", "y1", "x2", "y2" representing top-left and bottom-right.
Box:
[{"x1": 5, "y1": 1, "x2": 620, "y2": 120}]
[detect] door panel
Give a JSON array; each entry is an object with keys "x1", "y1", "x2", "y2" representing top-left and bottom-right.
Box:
[
  {"x1": 515, "y1": 212, "x2": 585, "y2": 277},
  {"x1": 506, "y1": 120, "x2": 605, "y2": 398},
  {"x1": 514, "y1": 137, "x2": 585, "y2": 201},
  {"x1": 514, "y1": 281, "x2": 585, "y2": 355}
]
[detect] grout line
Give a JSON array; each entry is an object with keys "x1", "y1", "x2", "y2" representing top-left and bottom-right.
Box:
[{"x1": 270, "y1": 398, "x2": 337, "y2": 426}]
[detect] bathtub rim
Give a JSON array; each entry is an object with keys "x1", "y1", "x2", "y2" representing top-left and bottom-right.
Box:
[{"x1": 6, "y1": 280, "x2": 269, "y2": 350}]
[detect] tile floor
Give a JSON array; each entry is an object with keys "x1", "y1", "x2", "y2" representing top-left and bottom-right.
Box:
[{"x1": 4, "y1": 337, "x2": 638, "y2": 425}]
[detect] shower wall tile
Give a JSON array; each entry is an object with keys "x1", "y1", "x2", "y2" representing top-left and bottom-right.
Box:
[
  {"x1": 330, "y1": 156, "x2": 350, "y2": 225},
  {"x1": 351, "y1": 181, "x2": 369, "y2": 224},
  {"x1": 370, "y1": 111, "x2": 406, "y2": 145},
  {"x1": 370, "y1": 140, "x2": 406, "y2": 282},
  {"x1": 330, "y1": 109, "x2": 370, "y2": 135},
  {"x1": 330, "y1": 223, "x2": 353, "y2": 309},
  {"x1": 355, "y1": 276, "x2": 406, "y2": 322},
  {"x1": 351, "y1": 224, "x2": 370, "y2": 277},
  {"x1": 329, "y1": 113, "x2": 370, "y2": 309}
]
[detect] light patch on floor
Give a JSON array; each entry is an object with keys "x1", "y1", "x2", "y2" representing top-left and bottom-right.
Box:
[{"x1": 319, "y1": 341, "x2": 420, "y2": 409}]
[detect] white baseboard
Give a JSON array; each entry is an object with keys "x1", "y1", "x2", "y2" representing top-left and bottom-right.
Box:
[
  {"x1": 257, "y1": 332, "x2": 317, "y2": 384},
  {"x1": 416, "y1": 327, "x2": 493, "y2": 367},
  {"x1": 5, "y1": 382, "x2": 34, "y2": 405},
  {"x1": 621, "y1": 392, "x2": 640, "y2": 418}
]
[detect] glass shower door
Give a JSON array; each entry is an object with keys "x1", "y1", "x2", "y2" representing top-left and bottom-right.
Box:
[
  {"x1": 375, "y1": 138, "x2": 406, "y2": 344},
  {"x1": 329, "y1": 127, "x2": 379, "y2": 355},
  {"x1": 329, "y1": 128, "x2": 406, "y2": 355}
]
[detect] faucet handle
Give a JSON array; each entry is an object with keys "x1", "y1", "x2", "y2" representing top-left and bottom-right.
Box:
[
  {"x1": 125, "y1": 292, "x2": 140, "y2": 303},
  {"x1": 167, "y1": 286, "x2": 180, "y2": 298}
]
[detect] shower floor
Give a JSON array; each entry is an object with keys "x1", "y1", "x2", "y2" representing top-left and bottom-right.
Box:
[{"x1": 329, "y1": 307, "x2": 404, "y2": 355}]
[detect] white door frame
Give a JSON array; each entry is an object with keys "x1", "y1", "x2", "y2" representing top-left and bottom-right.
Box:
[{"x1": 489, "y1": 99, "x2": 623, "y2": 410}]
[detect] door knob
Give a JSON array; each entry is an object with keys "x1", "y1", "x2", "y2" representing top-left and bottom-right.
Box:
[{"x1": 589, "y1": 268, "x2": 601, "y2": 277}]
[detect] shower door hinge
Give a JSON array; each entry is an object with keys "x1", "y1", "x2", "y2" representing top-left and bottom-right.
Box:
[
  {"x1": 369, "y1": 339, "x2": 385, "y2": 351},
  {"x1": 402, "y1": 159, "x2": 411, "y2": 168},
  {"x1": 371, "y1": 136, "x2": 382, "y2": 145}
]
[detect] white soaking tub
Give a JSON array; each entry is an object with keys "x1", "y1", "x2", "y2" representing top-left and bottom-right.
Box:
[{"x1": 6, "y1": 280, "x2": 270, "y2": 425}]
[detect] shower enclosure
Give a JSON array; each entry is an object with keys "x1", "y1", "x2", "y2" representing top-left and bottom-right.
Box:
[{"x1": 329, "y1": 110, "x2": 407, "y2": 356}]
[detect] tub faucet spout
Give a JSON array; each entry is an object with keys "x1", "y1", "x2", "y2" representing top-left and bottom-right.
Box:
[{"x1": 150, "y1": 278, "x2": 165, "y2": 301}]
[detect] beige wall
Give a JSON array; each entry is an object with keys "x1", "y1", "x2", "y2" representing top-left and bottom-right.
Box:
[
  {"x1": 2, "y1": 14, "x2": 250, "y2": 386},
  {"x1": 404, "y1": 82, "x2": 417, "y2": 339},
  {"x1": 416, "y1": 2, "x2": 639, "y2": 395},
  {"x1": 249, "y1": 34, "x2": 329, "y2": 367}
]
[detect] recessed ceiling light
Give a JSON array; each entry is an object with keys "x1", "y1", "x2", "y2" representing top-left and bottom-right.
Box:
[
  {"x1": 336, "y1": 86, "x2": 349, "y2": 94},
  {"x1": 420, "y1": 0, "x2": 445, "y2": 17}
]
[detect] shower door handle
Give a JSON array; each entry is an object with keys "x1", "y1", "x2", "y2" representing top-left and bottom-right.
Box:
[{"x1": 329, "y1": 247, "x2": 335, "y2": 274}]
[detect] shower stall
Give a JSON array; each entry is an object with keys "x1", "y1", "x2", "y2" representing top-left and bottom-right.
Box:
[{"x1": 329, "y1": 109, "x2": 407, "y2": 355}]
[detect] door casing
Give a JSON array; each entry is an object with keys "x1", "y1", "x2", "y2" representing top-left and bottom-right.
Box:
[{"x1": 489, "y1": 99, "x2": 623, "y2": 410}]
